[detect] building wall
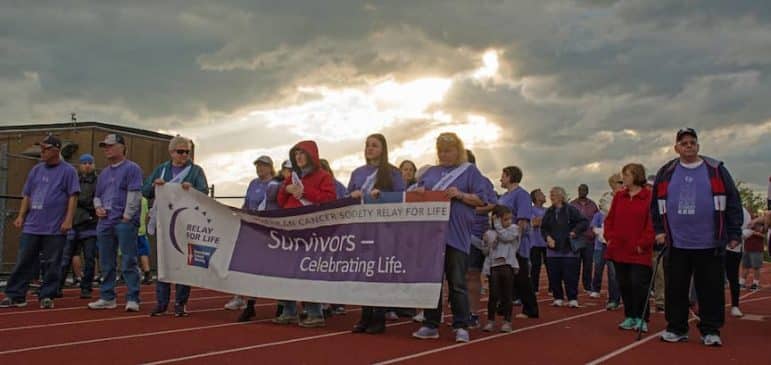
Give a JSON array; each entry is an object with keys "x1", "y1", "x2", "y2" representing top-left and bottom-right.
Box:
[{"x1": 0, "y1": 124, "x2": 174, "y2": 272}]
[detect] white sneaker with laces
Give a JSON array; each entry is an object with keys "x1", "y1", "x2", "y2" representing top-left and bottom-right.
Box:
[
  {"x1": 224, "y1": 296, "x2": 246, "y2": 310},
  {"x1": 88, "y1": 298, "x2": 117, "y2": 310},
  {"x1": 589, "y1": 291, "x2": 600, "y2": 298},
  {"x1": 552, "y1": 299, "x2": 564, "y2": 307},
  {"x1": 730, "y1": 306, "x2": 743, "y2": 317},
  {"x1": 568, "y1": 300, "x2": 579, "y2": 308},
  {"x1": 125, "y1": 300, "x2": 140, "y2": 312}
]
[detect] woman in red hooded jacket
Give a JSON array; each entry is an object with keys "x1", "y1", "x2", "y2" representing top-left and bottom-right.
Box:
[
  {"x1": 604, "y1": 163, "x2": 654, "y2": 333},
  {"x1": 273, "y1": 140, "x2": 336, "y2": 328}
]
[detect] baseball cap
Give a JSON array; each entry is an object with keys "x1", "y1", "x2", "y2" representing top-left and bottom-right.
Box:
[
  {"x1": 79, "y1": 153, "x2": 95, "y2": 164},
  {"x1": 98, "y1": 133, "x2": 126, "y2": 147},
  {"x1": 281, "y1": 160, "x2": 293, "y2": 169},
  {"x1": 676, "y1": 128, "x2": 697, "y2": 142},
  {"x1": 35, "y1": 135, "x2": 62, "y2": 150},
  {"x1": 253, "y1": 155, "x2": 273, "y2": 166}
]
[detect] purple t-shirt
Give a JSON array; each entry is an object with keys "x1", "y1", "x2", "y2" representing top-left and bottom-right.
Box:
[
  {"x1": 471, "y1": 177, "x2": 497, "y2": 239},
  {"x1": 95, "y1": 160, "x2": 143, "y2": 230},
  {"x1": 530, "y1": 205, "x2": 547, "y2": 248},
  {"x1": 591, "y1": 211, "x2": 605, "y2": 250},
  {"x1": 21, "y1": 162, "x2": 80, "y2": 235},
  {"x1": 347, "y1": 165, "x2": 406, "y2": 194},
  {"x1": 667, "y1": 162, "x2": 716, "y2": 249},
  {"x1": 499, "y1": 186, "x2": 533, "y2": 257},
  {"x1": 419, "y1": 164, "x2": 490, "y2": 253},
  {"x1": 170, "y1": 165, "x2": 185, "y2": 178},
  {"x1": 334, "y1": 179, "x2": 346, "y2": 199},
  {"x1": 244, "y1": 178, "x2": 281, "y2": 212}
]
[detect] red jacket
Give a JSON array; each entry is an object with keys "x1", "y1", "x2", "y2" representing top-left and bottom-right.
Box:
[
  {"x1": 604, "y1": 187, "x2": 654, "y2": 266},
  {"x1": 277, "y1": 140, "x2": 337, "y2": 209}
]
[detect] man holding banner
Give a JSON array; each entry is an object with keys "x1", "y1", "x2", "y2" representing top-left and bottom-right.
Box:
[{"x1": 143, "y1": 135, "x2": 209, "y2": 317}]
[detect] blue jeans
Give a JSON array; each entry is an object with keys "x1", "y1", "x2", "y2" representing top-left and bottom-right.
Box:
[
  {"x1": 424, "y1": 246, "x2": 469, "y2": 329},
  {"x1": 592, "y1": 245, "x2": 620, "y2": 303},
  {"x1": 280, "y1": 301, "x2": 323, "y2": 318},
  {"x1": 97, "y1": 222, "x2": 140, "y2": 302},
  {"x1": 59, "y1": 235, "x2": 98, "y2": 291},
  {"x1": 155, "y1": 282, "x2": 190, "y2": 308},
  {"x1": 5, "y1": 234, "x2": 66, "y2": 300},
  {"x1": 546, "y1": 257, "x2": 580, "y2": 301}
]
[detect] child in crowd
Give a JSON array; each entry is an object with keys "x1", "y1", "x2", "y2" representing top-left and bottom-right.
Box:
[{"x1": 481, "y1": 205, "x2": 520, "y2": 333}]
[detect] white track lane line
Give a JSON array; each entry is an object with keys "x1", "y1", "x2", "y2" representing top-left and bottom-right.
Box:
[{"x1": 584, "y1": 291, "x2": 762, "y2": 365}]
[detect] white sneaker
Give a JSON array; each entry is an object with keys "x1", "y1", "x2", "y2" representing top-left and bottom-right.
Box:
[
  {"x1": 730, "y1": 306, "x2": 743, "y2": 317},
  {"x1": 500, "y1": 321, "x2": 513, "y2": 333},
  {"x1": 589, "y1": 291, "x2": 600, "y2": 298},
  {"x1": 482, "y1": 322, "x2": 495, "y2": 332},
  {"x1": 412, "y1": 311, "x2": 426, "y2": 323},
  {"x1": 552, "y1": 299, "x2": 564, "y2": 307},
  {"x1": 568, "y1": 300, "x2": 579, "y2": 308},
  {"x1": 88, "y1": 298, "x2": 117, "y2": 310},
  {"x1": 224, "y1": 296, "x2": 246, "y2": 310},
  {"x1": 125, "y1": 301, "x2": 140, "y2": 312}
]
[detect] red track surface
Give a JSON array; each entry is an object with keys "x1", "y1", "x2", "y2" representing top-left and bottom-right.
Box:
[{"x1": 1, "y1": 264, "x2": 768, "y2": 364}]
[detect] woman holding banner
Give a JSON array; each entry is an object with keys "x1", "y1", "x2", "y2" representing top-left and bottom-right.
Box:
[
  {"x1": 348, "y1": 133, "x2": 405, "y2": 334},
  {"x1": 412, "y1": 132, "x2": 489, "y2": 343},
  {"x1": 275, "y1": 140, "x2": 337, "y2": 328},
  {"x1": 143, "y1": 136, "x2": 209, "y2": 317}
]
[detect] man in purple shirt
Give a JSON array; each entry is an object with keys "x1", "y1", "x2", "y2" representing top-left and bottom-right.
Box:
[
  {"x1": 498, "y1": 166, "x2": 538, "y2": 318},
  {"x1": 651, "y1": 128, "x2": 742, "y2": 347},
  {"x1": 570, "y1": 184, "x2": 599, "y2": 293},
  {"x1": 88, "y1": 134, "x2": 144, "y2": 312},
  {"x1": 0, "y1": 135, "x2": 79, "y2": 309}
]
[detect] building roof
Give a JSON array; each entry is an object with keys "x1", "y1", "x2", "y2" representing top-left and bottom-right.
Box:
[{"x1": 0, "y1": 121, "x2": 173, "y2": 141}]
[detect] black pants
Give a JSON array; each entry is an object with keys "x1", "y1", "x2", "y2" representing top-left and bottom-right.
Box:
[
  {"x1": 664, "y1": 247, "x2": 725, "y2": 336},
  {"x1": 512, "y1": 254, "x2": 539, "y2": 317},
  {"x1": 614, "y1": 262, "x2": 652, "y2": 322},
  {"x1": 530, "y1": 247, "x2": 547, "y2": 291},
  {"x1": 579, "y1": 245, "x2": 595, "y2": 291},
  {"x1": 725, "y1": 251, "x2": 742, "y2": 307},
  {"x1": 488, "y1": 265, "x2": 515, "y2": 321},
  {"x1": 424, "y1": 246, "x2": 469, "y2": 329}
]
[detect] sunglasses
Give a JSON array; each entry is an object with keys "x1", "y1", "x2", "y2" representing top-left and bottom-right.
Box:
[{"x1": 175, "y1": 149, "x2": 190, "y2": 155}]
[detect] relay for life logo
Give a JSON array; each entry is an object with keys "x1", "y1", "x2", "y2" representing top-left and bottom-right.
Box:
[{"x1": 167, "y1": 202, "x2": 221, "y2": 269}]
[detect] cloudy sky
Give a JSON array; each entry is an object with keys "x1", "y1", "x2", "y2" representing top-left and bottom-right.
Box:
[{"x1": 2, "y1": 1, "x2": 769, "y2": 202}]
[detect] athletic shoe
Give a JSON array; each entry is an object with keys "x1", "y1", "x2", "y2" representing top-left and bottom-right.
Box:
[
  {"x1": 750, "y1": 283, "x2": 759, "y2": 291},
  {"x1": 125, "y1": 301, "x2": 140, "y2": 312},
  {"x1": 0, "y1": 297, "x2": 27, "y2": 308},
  {"x1": 660, "y1": 330, "x2": 688, "y2": 343},
  {"x1": 412, "y1": 311, "x2": 426, "y2": 323},
  {"x1": 482, "y1": 322, "x2": 495, "y2": 332},
  {"x1": 468, "y1": 314, "x2": 480, "y2": 329},
  {"x1": 298, "y1": 317, "x2": 326, "y2": 328},
  {"x1": 702, "y1": 334, "x2": 722, "y2": 347},
  {"x1": 412, "y1": 326, "x2": 439, "y2": 339},
  {"x1": 39, "y1": 298, "x2": 54, "y2": 309},
  {"x1": 568, "y1": 300, "x2": 579, "y2": 308},
  {"x1": 149, "y1": 305, "x2": 167, "y2": 317},
  {"x1": 224, "y1": 296, "x2": 246, "y2": 310},
  {"x1": 272, "y1": 314, "x2": 299, "y2": 325},
  {"x1": 237, "y1": 305, "x2": 256, "y2": 322},
  {"x1": 333, "y1": 305, "x2": 346, "y2": 315},
  {"x1": 500, "y1": 321, "x2": 513, "y2": 333},
  {"x1": 618, "y1": 317, "x2": 636, "y2": 330},
  {"x1": 730, "y1": 306, "x2": 743, "y2": 317},
  {"x1": 454, "y1": 328, "x2": 470, "y2": 343},
  {"x1": 79, "y1": 289, "x2": 92, "y2": 299},
  {"x1": 88, "y1": 298, "x2": 117, "y2": 309},
  {"x1": 174, "y1": 304, "x2": 189, "y2": 317},
  {"x1": 589, "y1": 291, "x2": 600, "y2": 298},
  {"x1": 385, "y1": 311, "x2": 399, "y2": 321},
  {"x1": 606, "y1": 302, "x2": 620, "y2": 311},
  {"x1": 551, "y1": 299, "x2": 564, "y2": 307},
  {"x1": 633, "y1": 319, "x2": 648, "y2": 333}
]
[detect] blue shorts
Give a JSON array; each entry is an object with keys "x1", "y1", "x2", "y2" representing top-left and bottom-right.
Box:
[{"x1": 137, "y1": 235, "x2": 151, "y2": 257}]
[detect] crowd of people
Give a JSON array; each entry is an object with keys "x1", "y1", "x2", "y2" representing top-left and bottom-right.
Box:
[{"x1": 1, "y1": 128, "x2": 768, "y2": 347}]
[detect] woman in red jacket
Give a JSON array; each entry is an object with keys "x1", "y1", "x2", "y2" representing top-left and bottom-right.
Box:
[
  {"x1": 604, "y1": 163, "x2": 654, "y2": 333},
  {"x1": 274, "y1": 140, "x2": 337, "y2": 328}
]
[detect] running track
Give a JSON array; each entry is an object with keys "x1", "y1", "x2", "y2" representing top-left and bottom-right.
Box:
[{"x1": 0, "y1": 264, "x2": 768, "y2": 364}]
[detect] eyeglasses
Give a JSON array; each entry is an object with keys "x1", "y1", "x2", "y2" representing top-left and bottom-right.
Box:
[{"x1": 175, "y1": 149, "x2": 190, "y2": 155}]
